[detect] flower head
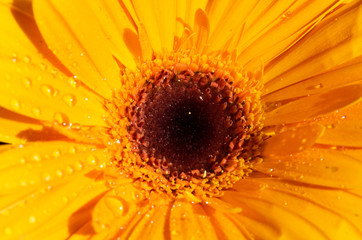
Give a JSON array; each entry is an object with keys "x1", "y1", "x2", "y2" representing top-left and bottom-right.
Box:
[{"x1": 0, "y1": 0, "x2": 362, "y2": 239}]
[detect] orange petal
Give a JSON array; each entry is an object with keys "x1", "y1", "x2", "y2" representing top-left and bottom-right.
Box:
[
  {"x1": 0, "y1": 141, "x2": 107, "y2": 194},
  {"x1": 206, "y1": 1, "x2": 259, "y2": 53},
  {"x1": 221, "y1": 189, "x2": 328, "y2": 239},
  {"x1": 262, "y1": 57, "x2": 362, "y2": 103},
  {"x1": 264, "y1": 1, "x2": 362, "y2": 94},
  {"x1": 175, "y1": 0, "x2": 207, "y2": 38},
  {"x1": 193, "y1": 8, "x2": 209, "y2": 53},
  {"x1": 202, "y1": 201, "x2": 251, "y2": 239},
  {"x1": 254, "y1": 148, "x2": 362, "y2": 188},
  {"x1": 169, "y1": 200, "x2": 218, "y2": 240},
  {"x1": 316, "y1": 101, "x2": 362, "y2": 147},
  {"x1": 33, "y1": 0, "x2": 125, "y2": 98},
  {"x1": 0, "y1": 108, "x2": 43, "y2": 144},
  {"x1": 262, "y1": 124, "x2": 325, "y2": 157},
  {"x1": 0, "y1": 2, "x2": 107, "y2": 126},
  {"x1": 226, "y1": 178, "x2": 362, "y2": 239},
  {"x1": 0, "y1": 58, "x2": 108, "y2": 126},
  {"x1": 317, "y1": 122, "x2": 362, "y2": 147},
  {"x1": 0, "y1": 142, "x2": 109, "y2": 239},
  {"x1": 238, "y1": 0, "x2": 342, "y2": 71},
  {"x1": 132, "y1": 0, "x2": 176, "y2": 52},
  {"x1": 264, "y1": 84, "x2": 362, "y2": 126}
]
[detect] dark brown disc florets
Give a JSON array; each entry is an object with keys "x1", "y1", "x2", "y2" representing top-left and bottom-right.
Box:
[{"x1": 127, "y1": 68, "x2": 252, "y2": 180}]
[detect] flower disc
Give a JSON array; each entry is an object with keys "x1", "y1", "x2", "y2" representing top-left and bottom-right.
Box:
[{"x1": 107, "y1": 52, "x2": 264, "y2": 198}]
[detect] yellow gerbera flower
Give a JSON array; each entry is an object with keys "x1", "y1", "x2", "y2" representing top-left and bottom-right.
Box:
[{"x1": 1, "y1": 0, "x2": 362, "y2": 239}]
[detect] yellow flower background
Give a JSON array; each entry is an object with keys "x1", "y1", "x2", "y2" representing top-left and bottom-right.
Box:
[{"x1": 1, "y1": 0, "x2": 362, "y2": 239}]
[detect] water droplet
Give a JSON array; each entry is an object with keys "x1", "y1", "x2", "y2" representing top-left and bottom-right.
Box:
[
  {"x1": 104, "y1": 197, "x2": 125, "y2": 217},
  {"x1": 31, "y1": 153, "x2": 41, "y2": 162},
  {"x1": 42, "y1": 173, "x2": 51, "y2": 182},
  {"x1": 312, "y1": 83, "x2": 324, "y2": 89},
  {"x1": 20, "y1": 158, "x2": 26, "y2": 164},
  {"x1": 29, "y1": 216, "x2": 36, "y2": 223},
  {"x1": 69, "y1": 146, "x2": 77, "y2": 154},
  {"x1": 62, "y1": 196, "x2": 69, "y2": 203},
  {"x1": 68, "y1": 77, "x2": 79, "y2": 88},
  {"x1": 80, "y1": 52, "x2": 85, "y2": 57},
  {"x1": 66, "y1": 166, "x2": 74, "y2": 174},
  {"x1": 22, "y1": 78, "x2": 32, "y2": 88},
  {"x1": 52, "y1": 149, "x2": 61, "y2": 157},
  {"x1": 86, "y1": 155, "x2": 98, "y2": 166},
  {"x1": 67, "y1": 44, "x2": 72, "y2": 50},
  {"x1": 56, "y1": 169, "x2": 63, "y2": 178},
  {"x1": 41, "y1": 85, "x2": 57, "y2": 97},
  {"x1": 10, "y1": 99, "x2": 20, "y2": 110},
  {"x1": 74, "y1": 160, "x2": 83, "y2": 170},
  {"x1": 40, "y1": 63, "x2": 47, "y2": 70},
  {"x1": 24, "y1": 56, "x2": 31, "y2": 63},
  {"x1": 4, "y1": 227, "x2": 12, "y2": 235},
  {"x1": 32, "y1": 107, "x2": 41, "y2": 117},
  {"x1": 53, "y1": 112, "x2": 70, "y2": 126},
  {"x1": 63, "y1": 94, "x2": 77, "y2": 107}
]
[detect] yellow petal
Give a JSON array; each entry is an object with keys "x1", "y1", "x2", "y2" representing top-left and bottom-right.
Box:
[
  {"x1": 221, "y1": 189, "x2": 328, "y2": 239},
  {"x1": 0, "y1": 174, "x2": 108, "y2": 239},
  {"x1": 33, "y1": 0, "x2": 124, "y2": 98},
  {"x1": 254, "y1": 148, "x2": 362, "y2": 188},
  {"x1": 317, "y1": 122, "x2": 362, "y2": 147},
  {"x1": 0, "y1": 3, "x2": 107, "y2": 127},
  {"x1": 169, "y1": 200, "x2": 218, "y2": 240},
  {"x1": 0, "y1": 108, "x2": 43, "y2": 144},
  {"x1": 316, "y1": 101, "x2": 362, "y2": 147},
  {"x1": 202, "y1": 201, "x2": 250, "y2": 239},
  {"x1": 175, "y1": 0, "x2": 207, "y2": 37},
  {"x1": 132, "y1": 0, "x2": 176, "y2": 52},
  {"x1": 193, "y1": 8, "x2": 209, "y2": 53},
  {"x1": 239, "y1": 0, "x2": 342, "y2": 71},
  {"x1": 230, "y1": 178, "x2": 362, "y2": 238},
  {"x1": 264, "y1": 0, "x2": 362, "y2": 94},
  {"x1": 262, "y1": 57, "x2": 362, "y2": 102},
  {"x1": 262, "y1": 124, "x2": 325, "y2": 157},
  {"x1": 0, "y1": 141, "x2": 107, "y2": 194},
  {"x1": 86, "y1": 0, "x2": 140, "y2": 69},
  {"x1": 264, "y1": 84, "x2": 362, "y2": 126},
  {"x1": 206, "y1": 1, "x2": 259, "y2": 53},
  {"x1": 0, "y1": 58, "x2": 107, "y2": 126},
  {"x1": 0, "y1": 142, "x2": 109, "y2": 239}
]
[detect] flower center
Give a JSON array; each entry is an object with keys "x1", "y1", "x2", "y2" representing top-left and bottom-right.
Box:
[
  {"x1": 106, "y1": 52, "x2": 264, "y2": 199},
  {"x1": 127, "y1": 69, "x2": 245, "y2": 179}
]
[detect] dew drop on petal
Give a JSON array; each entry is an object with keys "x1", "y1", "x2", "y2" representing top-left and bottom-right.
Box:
[
  {"x1": 52, "y1": 149, "x2": 61, "y2": 157},
  {"x1": 40, "y1": 63, "x2": 47, "y2": 70},
  {"x1": 29, "y1": 216, "x2": 36, "y2": 223},
  {"x1": 41, "y1": 85, "x2": 57, "y2": 97},
  {"x1": 104, "y1": 197, "x2": 125, "y2": 217},
  {"x1": 86, "y1": 155, "x2": 98, "y2": 166},
  {"x1": 42, "y1": 173, "x2": 51, "y2": 182},
  {"x1": 62, "y1": 196, "x2": 69, "y2": 203},
  {"x1": 22, "y1": 78, "x2": 32, "y2": 88},
  {"x1": 56, "y1": 169, "x2": 63, "y2": 178},
  {"x1": 4, "y1": 227, "x2": 12, "y2": 235},
  {"x1": 10, "y1": 99, "x2": 20, "y2": 110},
  {"x1": 68, "y1": 77, "x2": 79, "y2": 88},
  {"x1": 31, "y1": 153, "x2": 41, "y2": 162},
  {"x1": 66, "y1": 166, "x2": 74, "y2": 174},
  {"x1": 74, "y1": 160, "x2": 83, "y2": 170},
  {"x1": 20, "y1": 158, "x2": 26, "y2": 164},
  {"x1": 53, "y1": 112, "x2": 70, "y2": 126},
  {"x1": 24, "y1": 56, "x2": 31, "y2": 63},
  {"x1": 32, "y1": 107, "x2": 41, "y2": 117},
  {"x1": 63, "y1": 93, "x2": 77, "y2": 107}
]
